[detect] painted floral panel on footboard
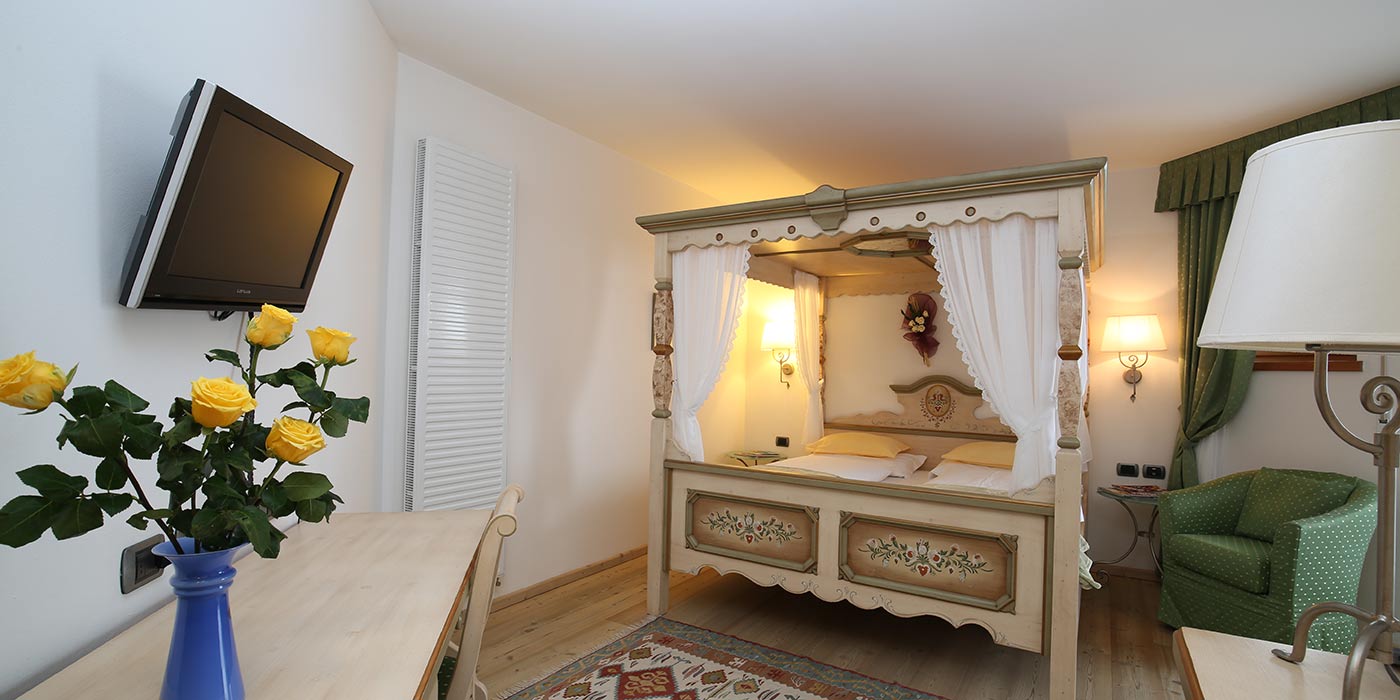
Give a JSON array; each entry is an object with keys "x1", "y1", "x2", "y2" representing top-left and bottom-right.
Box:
[
  {"x1": 685, "y1": 491, "x2": 817, "y2": 573},
  {"x1": 839, "y1": 512, "x2": 1017, "y2": 611}
]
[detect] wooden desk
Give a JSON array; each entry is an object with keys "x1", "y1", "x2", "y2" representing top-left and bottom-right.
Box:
[
  {"x1": 1173, "y1": 627, "x2": 1398, "y2": 699},
  {"x1": 22, "y1": 511, "x2": 490, "y2": 699}
]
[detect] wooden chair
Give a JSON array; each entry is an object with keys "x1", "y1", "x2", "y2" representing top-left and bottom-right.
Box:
[{"x1": 433, "y1": 485, "x2": 524, "y2": 700}]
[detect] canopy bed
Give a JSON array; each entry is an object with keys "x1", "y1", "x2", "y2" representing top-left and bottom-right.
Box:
[{"x1": 636, "y1": 158, "x2": 1105, "y2": 700}]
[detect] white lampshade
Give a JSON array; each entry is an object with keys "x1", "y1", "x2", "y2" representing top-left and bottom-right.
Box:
[
  {"x1": 759, "y1": 319, "x2": 795, "y2": 351},
  {"x1": 1101, "y1": 314, "x2": 1167, "y2": 353},
  {"x1": 1199, "y1": 120, "x2": 1400, "y2": 351}
]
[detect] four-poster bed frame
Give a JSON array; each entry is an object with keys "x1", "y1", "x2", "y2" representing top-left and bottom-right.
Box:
[{"x1": 636, "y1": 158, "x2": 1106, "y2": 699}]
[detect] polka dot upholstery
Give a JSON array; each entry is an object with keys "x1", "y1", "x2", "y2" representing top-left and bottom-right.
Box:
[
  {"x1": 1167, "y1": 534, "x2": 1271, "y2": 594},
  {"x1": 1157, "y1": 468, "x2": 1378, "y2": 654},
  {"x1": 1235, "y1": 468, "x2": 1356, "y2": 542}
]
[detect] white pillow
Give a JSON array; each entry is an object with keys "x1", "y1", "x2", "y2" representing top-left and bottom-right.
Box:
[
  {"x1": 930, "y1": 460, "x2": 1015, "y2": 491},
  {"x1": 887, "y1": 452, "x2": 929, "y2": 479}
]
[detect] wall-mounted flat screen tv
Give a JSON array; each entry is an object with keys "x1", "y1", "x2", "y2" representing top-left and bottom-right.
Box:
[{"x1": 119, "y1": 79, "x2": 353, "y2": 312}]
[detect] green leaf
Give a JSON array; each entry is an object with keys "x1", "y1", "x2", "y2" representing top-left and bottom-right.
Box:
[
  {"x1": 204, "y1": 349, "x2": 243, "y2": 369},
  {"x1": 60, "y1": 412, "x2": 125, "y2": 458},
  {"x1": 67, "y1": 386, "x2": 107, "y2": 417},
  {"x1": 234, "y1": 423, "x2": 271, "y2": 463},
  {"x1": 225, "y1": 446, "x2": 254, "y2": 472},
  {"x1": 287, "y1": 372, "x2": 331, "y2": 410},
  {"x1": 163, "y1": 415, "x2": 200, "y2": 447},
  {"x1": 0, "y1": 495, "x2": 63, "y2": 547},
  {"x1": 229, "y1": 506, "x2": 283, "y2": 558},
  {"x1": 281, "y1": 401, "x2": 309, "y2": 413},
  {"x1": 280, "y1": 471, "x2": 333, "y2": 501},
  {"x1": 122, "y1": 418, "x2": 164, "y2": 460},
  {"x1": 103, "y1": 380, "x2": 149, "y2": 412},
  {"x1": 168, "y1": 397, "x2": 192, "y2": 421},
  {"x1": 257, "y1": 362, "x2": 317, "y2": 388},
  {"x1": 331, "y1": 396, "x2": 370, "y2": 423},
  {"x1": 50, "y1": 500, "x2": 103, "y2": 540},
  {"x1": 157, "y1": 443, "x2": 202, "y2": 481},
  {"x1": 201, "y1": 477, "x2": 246, "y2": 508},
  {"x1": 169, "y1": 509, "x2": 196, "y2": 538},
  {"x1": 95, "y1": 457, "x2": 129, "y2": 490},
  {"x1": 258, "y1": 480, "x2": 294, "y2": 517},
  {"x1": 295, "y1": 497, "x2": 330, "y2": 523},
  {"x1": 17, "y1": 464, "x2": 88, "y2": 499},
  {"x1": 189, "y1": 507, "x2": 231, "y2": 541},
  {"x1": 319, "y1": 408, "x2": 348, "y2": 438},
  {"x1": 91, "y1": 492, "x2": 135, "y2": 516},
  {"x1": 126, "y1": 507, "x2": 173, "y2": 531}
]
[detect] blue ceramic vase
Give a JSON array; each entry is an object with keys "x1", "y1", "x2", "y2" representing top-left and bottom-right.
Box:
[{"x1": 153, "y1": 537, "x2": 246, "y2": 700}]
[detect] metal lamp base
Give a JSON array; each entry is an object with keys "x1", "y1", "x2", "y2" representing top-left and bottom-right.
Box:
[{"x1": 1270, "y1": 345, "x2": 1400, "y2": 700}]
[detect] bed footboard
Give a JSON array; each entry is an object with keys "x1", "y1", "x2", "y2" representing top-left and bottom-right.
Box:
[{"x1": 664, "y1": 462, "x2": 1053, "y2": 653}]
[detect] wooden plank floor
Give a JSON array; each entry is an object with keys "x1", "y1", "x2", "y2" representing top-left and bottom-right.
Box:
[{"x1": 478, "y1": 558, "x2": 1185, "y2": 699}]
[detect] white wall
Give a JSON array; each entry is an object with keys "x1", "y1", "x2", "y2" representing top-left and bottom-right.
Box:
[
  {"x1": 381, "y1": 55, "x2": 716, "y2": 595},
  {"x1": 0, "y1": 3, "x2": 398, "y2": 697},
  {"x1": 824, "y1": 292, "x2": 975, "y2": 420},
  {"x1": 741, "y1": 281, "x2": 807, "y2": 456},
  {"x1": 1082, "y1": 166, "x2": 1183, "y2": 570}
]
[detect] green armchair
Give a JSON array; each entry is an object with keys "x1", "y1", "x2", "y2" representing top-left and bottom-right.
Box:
[{"x1": 1157, "y1": 467, "x2": 1377, "y2": 653}]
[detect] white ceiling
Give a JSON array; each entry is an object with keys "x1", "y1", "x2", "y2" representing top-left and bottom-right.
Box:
[{"x1": 370, "y1": 0, "x2": 1400, "y2": 203}]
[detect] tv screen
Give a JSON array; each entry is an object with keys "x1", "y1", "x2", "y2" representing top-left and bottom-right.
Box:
[{"x1": 119, "y1": 80, "x2": 353, "y2": 312}]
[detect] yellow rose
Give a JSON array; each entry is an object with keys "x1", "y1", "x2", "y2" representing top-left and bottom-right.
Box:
[
  {"x1": 0, "y1": 351, "x2": 69, "y2": 410},
  {"x1": 190, "y1": 377, "x2": 257, "y2": 428},
  {"x1": 265, "y1": 416, "x2": 326, "y2": 463},
  {"x1": 245, "y1": 304, "x2": 298, "y2": 349},
  {"x1": 307, "y1": 327, "x2": 357, "y2": 365}
]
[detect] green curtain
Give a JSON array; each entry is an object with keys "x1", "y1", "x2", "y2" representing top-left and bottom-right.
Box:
[
  {"x1": 1156, "y1": 84, "x2": 1400, "y2": 489},
  {"x1": 1169, "y1": 198, "x2": 1254, "y2": 489}
]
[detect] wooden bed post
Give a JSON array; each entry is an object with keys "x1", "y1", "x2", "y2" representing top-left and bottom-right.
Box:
[
  {"x1": 648, "y1": 235, "x2": 673, "y2": 615},
  {"x1": 1049, "y1": 187, "x2": 1089, "y2": 700}
]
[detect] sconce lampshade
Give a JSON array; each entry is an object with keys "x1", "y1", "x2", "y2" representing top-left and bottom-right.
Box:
[
  {"x1": 1198, "y1": 120, "x2": 1400, "y2": 351},
  {"x1": 760, "y1": 319, "x2": 795, "y2": 351},
  {"x1": 1101, "y1": 314, "x2": 1167, "y2": 353}
]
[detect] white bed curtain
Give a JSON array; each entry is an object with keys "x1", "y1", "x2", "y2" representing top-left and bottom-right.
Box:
[
  {"x1": 671, "y1": 244, "x2": 751, "y2": 461},
  {"x1": 793, "y1": 270, "x2": 824, "y2": 445},
  {"x1": 929, "y1": 215, "x2": 1059, "y2": 492}
]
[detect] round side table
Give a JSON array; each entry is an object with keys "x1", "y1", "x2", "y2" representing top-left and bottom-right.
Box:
[{"x1": 1095, "y1": 486, "x2": 1162, "y2": 577}]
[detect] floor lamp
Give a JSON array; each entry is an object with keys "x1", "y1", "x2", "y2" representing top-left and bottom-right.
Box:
[{"x1": 1197, "y1": 120, "x2": 1400, "y2": 700}]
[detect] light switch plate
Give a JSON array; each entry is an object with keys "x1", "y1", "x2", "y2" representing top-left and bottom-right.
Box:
[
  {"x1": 1116, "y1": 463, "x2": 1139, "y2": 477},
  {"x1": 1144, "y1": 464, "x2": 1167, "y2": 480}
]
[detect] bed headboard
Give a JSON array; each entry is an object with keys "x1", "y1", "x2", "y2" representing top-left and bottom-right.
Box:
[{"x1": 824, "y1": 375, "x2": 1015, "y2": 458}]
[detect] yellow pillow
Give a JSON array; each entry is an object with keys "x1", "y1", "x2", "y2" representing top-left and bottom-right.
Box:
[
  {"x1": 942, "y1": 441, "x2": 1016, "y2": 469},
  {"x1": 806, "y1": 432, "x2": 910, "y2": 459}
]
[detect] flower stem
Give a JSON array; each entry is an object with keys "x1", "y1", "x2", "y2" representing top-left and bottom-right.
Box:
[
  {"x1": 251, "y1": 460, "x2": 286, "y2": 507},
  {"x1": 120, "y1": 452, "x2": 185, "y2": 555}
]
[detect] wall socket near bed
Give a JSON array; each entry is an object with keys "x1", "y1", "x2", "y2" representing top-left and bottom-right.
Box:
[
  {"x1": 775, "y1": 436, "x2": 790, "y2": 448},
  {"x1": 1116, "y1": 462, "x2": 1139, "y2": 477},
  {"x1": 1144, "y1": 464, "x2": 1167, "y2": 480}
]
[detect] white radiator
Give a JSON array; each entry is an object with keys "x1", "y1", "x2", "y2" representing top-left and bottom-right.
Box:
[{"x1": 404, "y1": 138, "x2": 514, "y2": 511}]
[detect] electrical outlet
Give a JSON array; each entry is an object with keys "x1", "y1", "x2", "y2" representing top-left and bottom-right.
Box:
[
  {"x1": 775, "y1": 436, "x2": 790, "y2": 448},
  {"x1": 1144, "y1": 464, "x2": 1167, "y2": 480},
  {"x1": 1116, "y1": 462, "x2": 1139, "y2": 477},
  {"x1": 120, "y1": 534, "x2": 169, "y2": 594}
]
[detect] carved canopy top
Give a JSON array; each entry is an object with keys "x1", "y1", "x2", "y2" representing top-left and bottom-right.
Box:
[{"x1": 635, "y1": 157, "x2": 1106, "y2": 271}]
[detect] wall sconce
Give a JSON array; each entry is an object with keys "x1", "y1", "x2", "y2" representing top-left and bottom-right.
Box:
[
  {"x1": 1101, "y1": 314, "x2": 1167, "y2": 402},
  {"x1": 759, "y1": 319, "x2": 796, "y2": 388}
]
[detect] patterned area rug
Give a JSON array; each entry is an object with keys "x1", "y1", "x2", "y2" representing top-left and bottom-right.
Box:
[{"x1": 498, "y1": 618, "x2": 949, "y2": 700}]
